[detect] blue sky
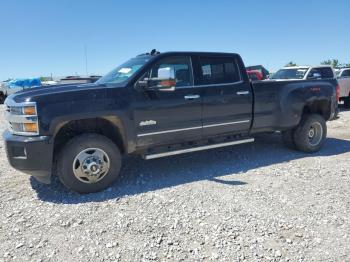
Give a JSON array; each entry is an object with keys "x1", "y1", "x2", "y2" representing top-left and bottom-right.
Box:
[{"x1": 0, "y1": 0, "x2": 349, "y2": 80}]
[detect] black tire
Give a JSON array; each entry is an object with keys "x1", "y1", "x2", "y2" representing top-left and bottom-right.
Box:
[
  {"x1": 57, "y1": 133, "x2": 122, "y2": 194},
  {"x1": 344, "y1": 97, "x2": 350, "y2": 108},
  {"x1": 0, "y1": 94, "x2": 5, "y2": 104},
  {"x1": 281, "y1": 129, "x2": 296, "y2": 149},
  {"x1": 293, "y1": 114, "x2": 327, "y2": 153}
]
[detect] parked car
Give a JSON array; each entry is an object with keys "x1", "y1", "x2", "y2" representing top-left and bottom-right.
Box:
[
  {"x1": 246, "y1": 65, "x2": 270, "y2": 79},
  {"x1": 4, "y1": 51, "x2": 338, "y2": 193},
  {"x1": 0, "y1": 82, "x2": 7, "y2": 103},
  {"x1": 335, "y1": 68, "x2": 350, "y2": 107},
  {"x1": 270, "y1": 65, "x2": 336, "y2": 81},
  {"x1": 59, "y1": 75, "x2": 101, "y2": 85},
  {"x1": 0, "y1": 78, "x2": 41, "y2": 104},
  {"x1": 247, "y1": 70, "x2": 263, "y2": 81}
]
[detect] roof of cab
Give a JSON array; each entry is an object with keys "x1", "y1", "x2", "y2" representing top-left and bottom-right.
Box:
[{"x1": 137, "y1": 51, "x2": 239, "y2": 58}]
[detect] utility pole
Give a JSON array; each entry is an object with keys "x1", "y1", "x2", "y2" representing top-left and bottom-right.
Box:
[{"x1": 84, "y1": 44, "x2": 88, "y2": 76}]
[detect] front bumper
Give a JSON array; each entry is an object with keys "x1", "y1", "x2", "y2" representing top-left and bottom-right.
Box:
[{"x1": 3, "y1": 130, "x2": 54, "y2": 184}]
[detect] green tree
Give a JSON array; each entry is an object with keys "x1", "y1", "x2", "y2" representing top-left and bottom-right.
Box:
[
  {"x1": 321, "y1": 59, "x2": 340, "y2": 68},
  {"x1": 285, "y1": 61, "x2": 297, "y2": 67}
]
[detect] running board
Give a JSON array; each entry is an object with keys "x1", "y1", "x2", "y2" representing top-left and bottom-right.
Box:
[{"x1": 144, "y1": 138, "x2": 254, "y2": 160}]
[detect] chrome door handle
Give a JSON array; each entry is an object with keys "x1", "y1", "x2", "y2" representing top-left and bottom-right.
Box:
[
  {"x1": 236, "y1": 91, "x2": 250, "y2": 95},
  {"x1": 184, "y1": 95, "x2": 200, "y2": 100}
]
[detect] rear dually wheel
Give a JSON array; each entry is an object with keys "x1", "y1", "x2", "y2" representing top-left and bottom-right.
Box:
[{"x1": 293, "y1": 114, "x2": 327, "y2": 153}]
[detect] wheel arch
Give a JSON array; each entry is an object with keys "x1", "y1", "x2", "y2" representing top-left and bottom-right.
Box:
[
  {"x1": 301, "y1": 99, "x2": 331, "y2": 121},
  {"x1": 53, "y1": 117, "x2": 128, "y2": 159}
]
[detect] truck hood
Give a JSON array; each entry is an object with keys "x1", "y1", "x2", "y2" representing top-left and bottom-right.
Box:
[{"x1": 11, "y1": 82, "x2": 125, "y2": 103}]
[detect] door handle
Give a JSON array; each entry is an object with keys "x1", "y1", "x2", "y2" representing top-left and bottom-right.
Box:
[
  {"x1": 184, "y1": 95, "x2": 200, "y2": 100},
  {"x1": 236, "y1": 91, "x2": 250, "y2": 95}
]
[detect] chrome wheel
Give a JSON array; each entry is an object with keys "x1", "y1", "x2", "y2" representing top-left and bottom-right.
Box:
[
  {"x1": 72, "y1": 148, "x2": 110, "y2": 184},
  {"x1": 308, "y1": 122, "x2": 323, "y2": 146}
]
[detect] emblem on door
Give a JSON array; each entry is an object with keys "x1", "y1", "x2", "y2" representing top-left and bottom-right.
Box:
[{"x1": 139, "y1": 120, "x2": 157, "y2": 126}]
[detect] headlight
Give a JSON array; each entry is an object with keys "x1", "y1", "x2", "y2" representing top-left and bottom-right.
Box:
[
  {"x1": 10, "y1": 105, "x2": 36, "y2": 116},
  {"x1": 5, "y1": 99, "x2": 39, "y2": 136},
  {"x1": 23, "y1": 106, "x2": 37, "y2": 115}
]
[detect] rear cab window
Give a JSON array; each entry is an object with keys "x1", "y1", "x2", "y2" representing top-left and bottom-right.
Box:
[
  {"x1": 198, "y1": 56, "x2": 241, "y2": 85},
  {"x1": 308, "y1": 67, "x2": 334, "y2": 79}
]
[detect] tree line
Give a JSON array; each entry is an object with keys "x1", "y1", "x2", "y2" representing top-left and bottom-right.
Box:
[{"x1": 285, "y1": 59, "x2": 350, "y2": 68}]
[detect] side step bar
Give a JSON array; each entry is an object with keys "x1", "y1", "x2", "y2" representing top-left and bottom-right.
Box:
[{"x1": 144, "y1": 138, "x2": 254, "y2": 160}]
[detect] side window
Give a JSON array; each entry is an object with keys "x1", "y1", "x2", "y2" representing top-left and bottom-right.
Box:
[
  {"x1": 199, "y1": 57, "x2": 241, "y2": 85},
  {"x1": 150, "y1": 56, "x2": 193, "y2": 87},
  {"x1": 342, "y1": 70, "x2": 350, "y2": 77}
]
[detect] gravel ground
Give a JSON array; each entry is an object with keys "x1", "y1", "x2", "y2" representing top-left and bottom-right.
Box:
[{"x1": 0, "y1": 106, "x2": 349, "y2": 262}]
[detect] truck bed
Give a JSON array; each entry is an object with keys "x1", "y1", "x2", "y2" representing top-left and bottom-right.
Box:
[{"x1": 251, "y1": 79, "x2": 338, "y2": 133}]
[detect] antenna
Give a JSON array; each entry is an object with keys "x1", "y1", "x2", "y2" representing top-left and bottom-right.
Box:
[{"x1": 84, "y1": 44, "x2": 88, "y2": 76}]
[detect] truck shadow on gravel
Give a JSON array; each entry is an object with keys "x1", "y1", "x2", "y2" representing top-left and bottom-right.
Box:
[{"x1": 30, "y1": 134, "x2": 350, "y2": 204}]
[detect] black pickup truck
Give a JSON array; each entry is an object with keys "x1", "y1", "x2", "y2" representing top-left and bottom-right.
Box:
[{"x1": 3, "y1": 51, "x2": 338, "y2": 193}]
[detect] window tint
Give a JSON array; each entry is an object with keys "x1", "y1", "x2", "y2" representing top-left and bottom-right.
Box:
[
  {"x1": 199, "y1": 57, "x2": 241, "y2": 85},
  {"x1": 150, "y1": 56, "x2": 193, "y2": 87},
  {"x1": 342, "y1": 70, "x2": 350, "y2": 77},
  {"x1": 308, "y1": 67, "x2": 334, "y2": 79}
]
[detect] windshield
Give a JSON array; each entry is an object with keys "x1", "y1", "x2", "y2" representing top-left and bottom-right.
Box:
[
  {"x1": 271, "y1": 68, "x2": 309, "y2": 79},
  {"x1": 96, "y1": 57, "x2": 150, "y2": 84},
  {"x1": 335, "y1": 70, "x2": 341, "y2": 77}
]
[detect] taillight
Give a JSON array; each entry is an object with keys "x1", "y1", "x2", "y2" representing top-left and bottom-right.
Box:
[{"x1": 336, "y1": 85, "x2": 340, "y2": 102}]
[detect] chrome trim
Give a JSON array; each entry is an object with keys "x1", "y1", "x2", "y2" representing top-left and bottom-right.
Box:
[
  {"x1": 5, "y1": 114, "x2": 38, "y2": 124},
  {"x1": 137, "y1": 120, "x2": 250, "y2": 137},
  {"x1": 184, "y1": 95, "x2": 200, "y2": 99},
  {"x1": 137, "y1": 126, "x2": 202, "y2": 137},
  {"x1": 4, "y1": 97, "x2": 39, "y2": 136},
  {"x1": 4, "y1": 96, "x2": 36, "y2": 107},
  {"x1": 145, "y1": 138, "x2": 254, "y2": 159},
  {"x1": 203, "y1": 120, "x2": 250, "y2": 128},
  {"x1": 176, "y1": 81, "x2": 244, "y2": 90},
  {"x1": 236, "y1": 91, "x2": 250, "y2": 95}
]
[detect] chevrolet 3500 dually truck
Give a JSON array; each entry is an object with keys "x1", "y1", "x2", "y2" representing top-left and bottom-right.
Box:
[{"x1": 4, "y1": 51, "x2": 338, "y2": 193}]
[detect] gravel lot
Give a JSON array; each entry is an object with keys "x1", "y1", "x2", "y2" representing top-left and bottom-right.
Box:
[{"x1": 0, "y1": 106, "x2": 349, "y2": 262}]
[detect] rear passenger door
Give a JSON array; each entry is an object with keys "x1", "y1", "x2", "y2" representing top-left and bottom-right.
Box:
[{"x1": 197, "y1": 55, "x2": 253, "y2": 137}]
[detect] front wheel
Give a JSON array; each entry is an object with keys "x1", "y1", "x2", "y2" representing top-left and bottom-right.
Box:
[
  {"x1": 57, "y1": 134, "x2": 122, "y2": 193},
  {"x1": 293, "y1": 114, "x2": 327, "y2": 153}
]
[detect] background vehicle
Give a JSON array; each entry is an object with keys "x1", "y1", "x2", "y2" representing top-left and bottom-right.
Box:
[
  {"x1": 246, "y1": 65, "x2": 269, "y2": 79},
  {"x1": 4, "y1": 51, "x2": 338, "y2": 193},
  {"x1": 247, "y1": 70, "x2": 263, "y2": 81},
  {"x1": 335, "y1": 68, "x2": 350, "y2": 107},
  {"x1": 0, "y1": 82, "x2": 6, "y2": 103},
  {"x1": 59, "y1": 75, "x2": 101, "y2": 85},
  {"x1": 271, "y1": 65, "x2": 336, "y2": 80},
  {"x1": 0, "y1": 78, "x2": 42, "y2": 104}
]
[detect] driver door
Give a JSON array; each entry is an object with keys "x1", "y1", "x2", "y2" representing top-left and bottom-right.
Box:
[{"x1": 132, "y1": 56, "x2": 203, "y2": 148}]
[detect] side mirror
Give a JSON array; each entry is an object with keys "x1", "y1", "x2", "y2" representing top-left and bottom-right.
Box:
[{"x1": 138, "y1": 67, "x2": 176, "y2": 91}]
